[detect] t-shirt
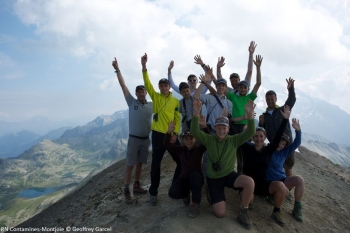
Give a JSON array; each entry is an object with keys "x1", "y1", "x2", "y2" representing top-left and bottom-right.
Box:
[
  {"x1": 227, "y1": 91, "x2": 257, "y2": 125},
  {"x1": 125, "y1": 94, "x2": 153, "y2": 137}
]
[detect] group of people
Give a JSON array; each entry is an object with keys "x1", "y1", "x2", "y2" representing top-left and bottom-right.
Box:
[{"x1": 112, "y1": 41, "x2": 305, "y2": 229}]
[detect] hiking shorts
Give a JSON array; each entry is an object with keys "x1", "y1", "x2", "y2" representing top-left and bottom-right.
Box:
[
  {"x1": 126, "y1": 136, "x2": 150, "y2": 166},
  {"x1": 207, "y1": 172, "x2": 243, "y2": 205}
]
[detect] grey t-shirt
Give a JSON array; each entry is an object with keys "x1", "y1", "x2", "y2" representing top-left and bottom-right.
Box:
[
  {"x1": 126, "y1": 94, "x2": 153, "y2": 137},
  {"x1": 200, "y1": 94, "x2": 232, "y2": 128},
  {"x1": 179, "y1": 96, "x2": 194, "y2": 132}
]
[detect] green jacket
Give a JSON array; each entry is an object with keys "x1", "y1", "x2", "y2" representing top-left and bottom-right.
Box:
[{"x1": 191, "y1": 116, "x2": 255, "y2": 178}]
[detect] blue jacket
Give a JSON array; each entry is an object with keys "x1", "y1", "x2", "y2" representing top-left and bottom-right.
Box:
[{"x1": 266, "y1": 130, "x2": 302, "y2": 181}]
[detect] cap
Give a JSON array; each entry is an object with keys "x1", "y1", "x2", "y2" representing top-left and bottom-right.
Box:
[
  {"x1": 216, "y1": 78, "x2": 227, "y2": 85},
  {"x1": 179, "y1": 82, "x2": 190, "y2": 91},
  {"x1": 238, "y1": 80, "x2": 250, "y2": 87},
  {"x1": 181, "y1": 131, "x2": 193, "y2": 138},
  {"x1": 135, "y1": 85, "x2": 145, "y2": 91},
  {"x1": 214, "y1": 117, "x2": 229, "y2": 127},
  {"x1": 158, "y1": 78, "x2": 170, "y2": 85},
  {"x1": 230, "y1": 73, "x2": 240, "y2": 79}
]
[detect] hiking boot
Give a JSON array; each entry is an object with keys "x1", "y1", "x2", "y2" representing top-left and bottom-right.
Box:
[
  {"x1": 150, "y1": 195, "x2": 157, "y2": 206},
  {"x1": 237, "y1": 206, "x2": 252, "y2": 229},
  {"x1": 124, "y1": 188, "x2": 132, "y2": 204},
  {"x1": 183, "y1": 193, "x2": 190, "y2": 206},
  {"x1": 188, "y1": 203, "x2": 200, "y2": 218},
  {"x1": 292, "y1": 202, "x2": 303, "y2": 222},
  {"x1": 133, "y1": 182, "x2": 147, "y2": 195},
  {"x1": 266, "y1": 195, "x2": 275, "y2": 206},
  {"x1": 271, "y1": 211, "x2": 286, "y2": 226}
]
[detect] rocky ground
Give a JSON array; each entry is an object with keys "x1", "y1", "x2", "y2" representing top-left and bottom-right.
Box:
[{"x1": 14, "y1": 146, "x2": 350, "y2": 233}]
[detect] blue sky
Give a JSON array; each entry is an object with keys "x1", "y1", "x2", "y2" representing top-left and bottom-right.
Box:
[{"x1": 1, "y1": 0, "x2": 350, "y2": 126}]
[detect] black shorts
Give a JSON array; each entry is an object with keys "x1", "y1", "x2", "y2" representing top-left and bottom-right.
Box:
[
  {"x1": 207, "y1": 172, "x2": 242, "y2": 205},
  {"x1": 254, "y1": 180, "x2": 272, "y2": 196},
  {"x1": 284, "y1": 151, "x2": 295, "y2": 169}
]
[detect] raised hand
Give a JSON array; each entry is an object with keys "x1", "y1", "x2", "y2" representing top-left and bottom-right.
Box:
[
  {"x1": 244, "y1": 100, "x2": 256, "y2": 119},
  {"x1": 199, "y1": 114, "x2": 207, "y2": 128},
  {"x1": 286, "y1": 77, "x2": 295, "y2": 89},
  {"x1": 248, "y1": 41, "x2": 257, "y2": 54},
  {"x1": 168, "y1": 60, "x2": 174, "y2": 70},
  {"x1": 280, "y1": 105, "x2": 291, "y2": 119},
  {"x1": 205, "y1": 67, "x2": 213, "y2": 78},
  {"x1": 193, "y1": 98, "x2": 202, "y2": 116},
  {"x1": 259, "y1": 114, "x2": 264, "y2": 125},
  {"x1": 292, "y1": 118, "x2": 301, "y2": 131},
  {"x1": 222, "y1": 108, "x2": 228, "y2": 117},
  {"x1": 167, "y1": 121, "x2": 176, "y2": 134},
  {"x1": 141, "y1": 53, "x2": 148, "y2": 66},
  {"x1": 253, "y1": 55, "x2": 263, "y2": 67},
  {"x1": 112, "y1": 57, "x2": 119, "y2": 71},
  {"x1": 217, "y1": 56, "x2": 225, "y2": 68},
  {"x1": 194, "y1": 55, "x2": 204, "y2": 66}
]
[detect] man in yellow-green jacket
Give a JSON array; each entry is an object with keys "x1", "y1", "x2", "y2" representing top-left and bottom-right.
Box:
[{"x1": 141, "y1": 53, "x2": 181, "y2": 206}]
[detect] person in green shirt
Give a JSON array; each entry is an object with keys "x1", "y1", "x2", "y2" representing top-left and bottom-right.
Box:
[{"x1": 190, "y1": 99, "x2": 256, "y2": 230}]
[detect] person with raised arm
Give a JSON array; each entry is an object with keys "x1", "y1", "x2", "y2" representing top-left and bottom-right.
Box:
[
  {"x1": 241, "y1": 105, "x2": 292, "y2": 226},
  {"x1": 112, "y1": 58, "x2": 153, "y2": 204},
  {"x1": 217, "y1": 41, "x2": 257, "y2": 95},
  {"x1": 167, "y1": 58, "x2": 209, "y2": 96},
  {"x1": 267, "y1": 118, "x2": 304, "y2": 222},
  {"x1": 164, "y1": 121, "x2": 207, "y2": 218},
  {"x1": 259, "y1": 78, "x2": 296, "y2": 178},
  {"x1": 190, "y1": 99, "x2": 256, "y2": 230},
  {"x1": 141, "y1": 53, "x2": 181, "y2": 206},
  {"x1": 227, "y1": 54, "x2": 263, "y2": 134}
]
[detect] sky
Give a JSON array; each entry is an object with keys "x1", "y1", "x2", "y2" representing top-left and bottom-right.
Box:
[{"x1": 0, "y1": 0, "x2": 350, "y2": 127}]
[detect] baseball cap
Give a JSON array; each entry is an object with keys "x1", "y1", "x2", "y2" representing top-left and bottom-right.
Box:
[
  {"x1": 158, "y1": 78, "x2": 170, "y2": 85},
  {"x1": 135, "y1": 85, "x2": 145, "y2": 91},
  {"x1": 179, "y1": 82, "x2": 190, "y2": 91},
  {"x1": 230, "y1": 73, "x2": 240, "y2": 79},
  {"x1": 239, "y1": 80, "x2": 250, "y2": 87},
  {"x1": 214, "y1": 116, "x2": 229, "y2": 127},
  {"x1": 216, "y1": 78, "x2": 227, "y2": 85}
]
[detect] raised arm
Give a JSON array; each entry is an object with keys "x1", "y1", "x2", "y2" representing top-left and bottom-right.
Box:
[
  {"x1": 194, "y1": 55, "x2": 210, "y2": 94},
  {"x1": 112, "y1": 57, "x2": 131, "y2": 100},
  {"x1": 199, "y1": 72, "x2": 216, "y2": 95},
  {"x1": 193, "y1": 69, "x2": 212, "y2": 99},
  {"x1": 269, "y1": 105, "x2": 291, "y2": 151},
  {"x1": 141, "y1": 53, "x2": 156, "y2": 99},
  {"x1": 285, "y1": 77, "x2": 296, "y2": 108},
  {"x1": 217, "y1": 56, "x2": 225, "y2": 80},
  {"x1": 163, "y1": 121, "x2": 181, "y2": 154},
  {"x1": 244, "y1": 41, "x2": 257, "y2": 84},
  {"x1": 167, "y1": 60, "x2": 180, "y2": 94},
  {"x1": 190, "y1": 99, "x2": 210, "y2": 145},
  {"x1": 251, "y1": 55, "x2": 263, "y2": 95}
]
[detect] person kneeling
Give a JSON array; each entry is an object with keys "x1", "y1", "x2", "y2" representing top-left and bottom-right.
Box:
[{"x1": 164, "y1": 122, "x2": 206, "y2": 218}]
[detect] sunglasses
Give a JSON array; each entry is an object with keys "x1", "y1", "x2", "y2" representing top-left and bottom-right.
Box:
[{"x1": 188, "y1": 79, "x2": 197, "y2": 83}]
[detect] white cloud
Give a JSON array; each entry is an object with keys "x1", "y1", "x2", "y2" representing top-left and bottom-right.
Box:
[{"x1": 5, "y1": 0, "x2": 350, "y2": 121}]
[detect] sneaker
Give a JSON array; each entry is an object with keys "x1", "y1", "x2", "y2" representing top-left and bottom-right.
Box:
[
  {"x1": 188, "y1": 203, "x2": 200, "y2": 218},
  {"x1": 292, "y1": 203, "x2": 303, "y2": 222},
  {"x1": 266, "y1": 195, "x2": 275, "y2": 206},
  {"x1": 133, "y1": 182, "x2": 147, "y2": 195},
  {"x1": 124, "y1": 188, "x2": 132, "y2": 204},
  {"x1": 237, "y1": 206, "x2": 252, "y2": 229},
  {"x1": 150, "y1": 195, "x2": 157, "y2": 206},
  {"x1": 183, "y1": 193, "x2": 190, "y2": 206},
  {"x1": 271, "y1": 211, "x2": 286, "y2": 226}
]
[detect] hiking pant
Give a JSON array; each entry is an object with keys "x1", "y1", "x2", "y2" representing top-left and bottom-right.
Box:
[
  {"x1": 168, "y1": 172, "x2": 204, "y2": 203},
  {"x1": 149, "y1": 130, "x2": 181, "y2": 196}
]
